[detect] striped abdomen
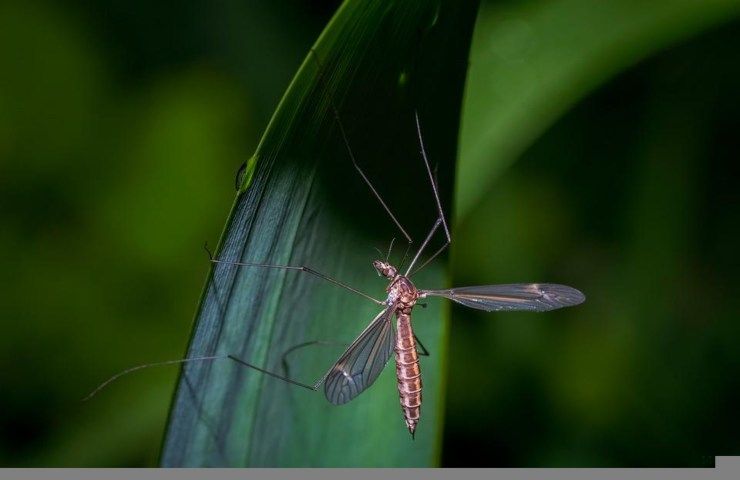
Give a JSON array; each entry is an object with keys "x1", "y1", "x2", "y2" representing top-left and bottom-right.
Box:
[{"x1": 395, "y1": 312, "x2": 421, "y2": 437}]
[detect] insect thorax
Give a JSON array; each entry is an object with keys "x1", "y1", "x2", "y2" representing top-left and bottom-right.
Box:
[{"x1": 386, "y1": 275, "x2": 418, "y2": 310}]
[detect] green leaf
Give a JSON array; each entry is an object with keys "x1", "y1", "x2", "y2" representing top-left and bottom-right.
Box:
[
  {"x1": 161, "y1": 0, "x2": 480, "y2": 467},
  {"x1": 456, "y1": 0, "x2": 740, "y2": 220}
]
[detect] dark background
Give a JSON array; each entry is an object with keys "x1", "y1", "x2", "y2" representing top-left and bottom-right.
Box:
[{"x1": 0, "y1": 0, "x2": 738, "y2": 467}]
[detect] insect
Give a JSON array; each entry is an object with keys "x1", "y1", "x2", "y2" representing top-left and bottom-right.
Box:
[
  {"x1": 87, "y1": 54, "x2": 585, "y2": 439},
  {"x1": 206, "y1": 108, "x2": 585, "y2": 438}
]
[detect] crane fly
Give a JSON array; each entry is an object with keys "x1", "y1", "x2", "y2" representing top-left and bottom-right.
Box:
[
  {"x1": 86, "y1": 52, "x2": 586, "y2": 439},
  {"x1": 210, "y1": 109, "x2": 584, "y2": 437}
]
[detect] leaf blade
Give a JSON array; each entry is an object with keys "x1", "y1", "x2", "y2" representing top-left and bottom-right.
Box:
[
  {"x1": 161, "y1": 0, "x2": 480, "y2": 467},
  {"x1": 456, "y1": 0, "x2": 740, "y2": 219}
]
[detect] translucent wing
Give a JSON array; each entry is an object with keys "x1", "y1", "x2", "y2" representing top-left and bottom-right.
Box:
[
  {"x1": 422, "y1": 283, "x2": 585, "y2": 312},
  {"x1": 324, "y1": 307, "x2": 396, "y2": 405}
]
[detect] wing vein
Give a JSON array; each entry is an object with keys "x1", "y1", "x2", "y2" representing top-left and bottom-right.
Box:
[{"x1": 324, "y1": 307, "x2": 397, "y2": 405}]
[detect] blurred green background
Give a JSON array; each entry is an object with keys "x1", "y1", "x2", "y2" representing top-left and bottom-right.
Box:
[{"x1": 0, "y1": 0, "x2": 738, "y2": 467}]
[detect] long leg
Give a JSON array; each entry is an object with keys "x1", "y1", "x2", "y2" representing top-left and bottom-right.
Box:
[
  {"x1": 309, "y1": 48, "x2": 413, "y2": 245},
  {"x1": 415, "y1": 111, "x2": 451, "y2": 244},
  {"x1": 205, "y1": 243, "x2": 383, "y2": 305},
  {"x1": 397, "y1": 241, "x2": 413, "y2": 274},
  {"x1": 83, "y1": 355, "x2": 226, "y2": 401},
  {"x1": 414, "y1": 334, "x2": 429, "y2": 357},
  {"x1": 404, "y1": 217, "x2": 442, "y2": 276},
  {"x1": 228, "y1": 353, "x2": 336, "y2": 392},
  {"x1": 84, "y1": 350, "x2": 336, "y2": 400},
  {"x1": 233, "y1": 306, "x2": 393, "y2": 398},
  {"x1": 210, "y1": 258, "x2": 384, "y2": 306},
  {"x1": 409, "y1": 148, "x2": 452, "y2": 276},
  {"x1": 409, "y1": 240, "x2": 449, "y2": 278},
  {"x1": 280, "y1": 339, "x2": 348, "y2": 377}
]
